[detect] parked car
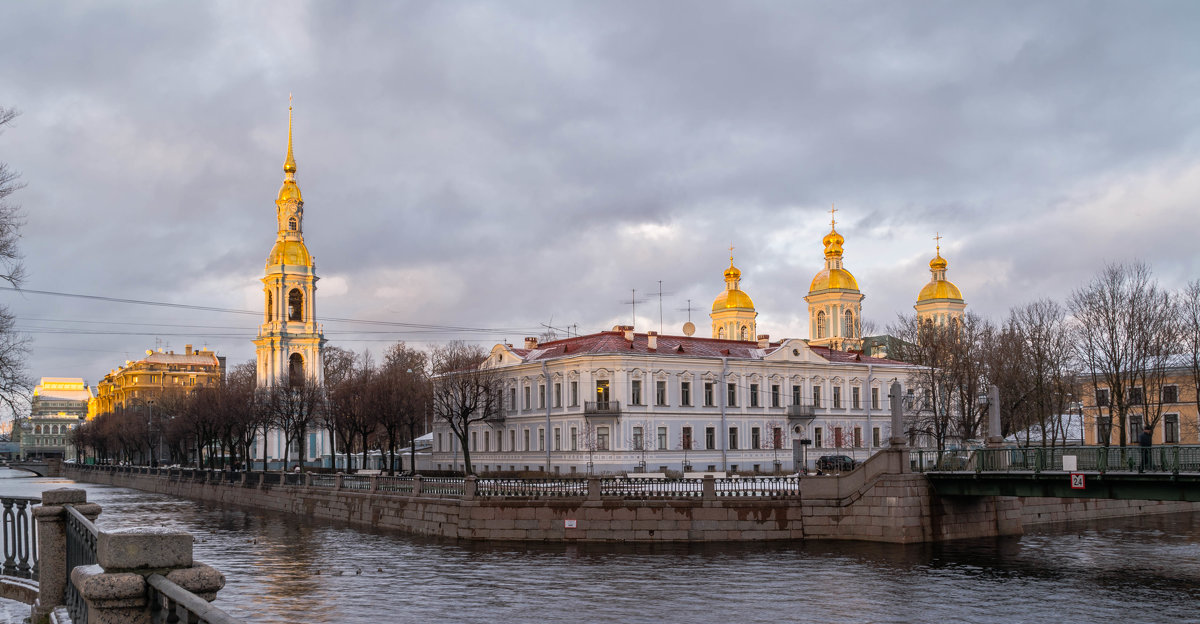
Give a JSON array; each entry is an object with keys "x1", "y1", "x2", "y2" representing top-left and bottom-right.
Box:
[{"x1": 816, "y1": 455, "x2": 856, "y2": 472}]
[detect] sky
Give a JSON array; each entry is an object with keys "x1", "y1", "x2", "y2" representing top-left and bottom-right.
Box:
[{"x1": 1, "y1": 1, "x2": 1198, "y2": 408}]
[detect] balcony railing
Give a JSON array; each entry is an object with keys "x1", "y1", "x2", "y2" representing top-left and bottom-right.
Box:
[
  {"x1": 584, "y1": 401, "x2": 621, "y2": 415},
  {"x1": 786, "y1": 404, "x2": 814, "y2": 418}
]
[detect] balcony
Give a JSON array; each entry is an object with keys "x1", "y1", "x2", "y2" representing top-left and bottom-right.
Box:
[
  {"x1": 584, "y1": 401, "x2": 621, "y2": 415},
  {"x1": 787, "y1": 404, "x2": 815, "y2": 418}
]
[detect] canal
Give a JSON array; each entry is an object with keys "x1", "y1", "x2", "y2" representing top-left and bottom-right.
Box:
[{"x1": 2, "y1": 468, "x2": 1199, "y2": 623}]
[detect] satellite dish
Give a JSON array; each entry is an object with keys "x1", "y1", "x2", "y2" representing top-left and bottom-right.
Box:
[{"x1": 682, "y1": 321, "x2": 695, "y2": 337}]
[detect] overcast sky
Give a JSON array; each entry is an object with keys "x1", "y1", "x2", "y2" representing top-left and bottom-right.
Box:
[{"x1": 1, "y1": 1, "x2": 1198, "y2": 403}]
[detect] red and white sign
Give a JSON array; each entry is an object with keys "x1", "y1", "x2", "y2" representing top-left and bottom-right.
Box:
[
  {"x1": 1070, "y1": 473, "x2": 1085, "y2": 490},
  {"x1": 564, "y1": 519, "x2": 577, "y2": 529}
]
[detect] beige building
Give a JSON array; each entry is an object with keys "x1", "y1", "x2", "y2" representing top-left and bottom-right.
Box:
[
  {"x1": 18, "y1": 377, "x2": 93, "y2": 460},
  {"x1": 91, "y1": 345, "x2": 225, "y2": 416},
  {"x1": 1082, "y1": 363, "x2": 1199, "y2": 446}
]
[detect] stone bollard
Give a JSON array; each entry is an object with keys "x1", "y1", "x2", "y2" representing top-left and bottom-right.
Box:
[
  {"x1": 464, "y1": 475, "x2": 477, "y2": 500},
  {"x1": 702, "y1": 475, "x2": 717, "y2": 500},
  {"x1": 586, "y1": 477, "x2": 601, "y2": 501},
  {"x1": 32, "y1": 488, "x2": 102, "y2": 624},
  {"x1": 305, "y1": 472, "x2": 313, "y2": 488},
  {"x1": 71, "y1": 528, "x2": 225, "y2": 624},
  {"x1": 412, "y1": 474, "x2": 423, "y2": 496}
]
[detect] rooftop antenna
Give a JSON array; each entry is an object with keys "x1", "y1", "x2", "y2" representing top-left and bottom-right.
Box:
[
  {"x1": 657, "y1": 280, "x2": 664, "y2": 334},
  {"x1": 621, "y1": 289, "x2": 646, "y2": 329}
]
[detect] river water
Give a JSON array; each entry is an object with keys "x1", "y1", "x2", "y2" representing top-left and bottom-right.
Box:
[{"x1": 2, "y1": 468, "x2": 1199, "y2": 623}]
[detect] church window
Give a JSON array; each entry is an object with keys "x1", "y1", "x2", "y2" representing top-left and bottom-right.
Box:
[
  {"x1": 288, "y1": 289, "x2": 304, "y2": 321},
  {"x1": 288, "y1": 217, "x2": 297, "y2": 231},
  {"x1": 739, "y1": 326, "x2": 748, "y2": 340},
  {"x1": 845, "y1": 310, "x2": 855, "y2": 338},
  {"x1": 717, "y1": 327, "x2": 725, "y2": 339},
  {"x1": 288, "y1": 353, "x2": 305, "y2": 387},
  {"x1": 817, "y1": 311, "x2": 827, "y2": 339},
  {"x1": 266, "y1": 292, "x2": 273, "y2": 321}
]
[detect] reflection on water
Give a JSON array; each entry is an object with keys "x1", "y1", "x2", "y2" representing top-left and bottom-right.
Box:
[{"x1": 2, "y1": 468, "x2": 1199, "y2": 623}]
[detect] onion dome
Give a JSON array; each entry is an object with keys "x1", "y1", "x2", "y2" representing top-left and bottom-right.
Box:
[
  {"x1": 712, "y1": 255, "x2": 755, "y2": 311},
  {"x1": 808, "y1": 218, "x2": 859, "y2": 292},
  {"x1": 267, "y1": 239, "x2": 312, "y2": 266},
  {"x1": 917, "y1": 250, "x2": 963, "y2": 302}
]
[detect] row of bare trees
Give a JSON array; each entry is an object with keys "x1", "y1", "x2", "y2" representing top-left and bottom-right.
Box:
[{"x1": 889, "y1": 261, "x2": 1200, "y2": 450}]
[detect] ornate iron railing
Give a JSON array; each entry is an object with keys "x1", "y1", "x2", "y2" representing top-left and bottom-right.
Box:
[
  {"x1": 476, "y1": 478, "x2": 588, "y2": 498},
  {"x1": 341, "y1": 475, "x2": 372, "y2": 491},
  {"x1": 309, "y1": 474, "x2": 337, "y2": 488},
  {"x1": 601, "y1": 478, "x2": 704, "y2": 498},
  {"x1": 716, "y1": 476, "x2": 800, "y2": 497},
  {"x1": 64, "y1": 504, "x2": 98, "y2": 624},
  {"x1": 912, "y1": 445, "x2": 1200, "y2": 475},
  {"x1": 147, "y1": 573, "x2": 242, "y2": 624},
  {"x1": 378, "y1": 476, "x2": 415, "y2": 494},
  {"x1": 420, "y1": 477, "x2": 466, "y2": 496},
  {"x1": 1, "y1": 496, "x2": 39, "y2": 579}
]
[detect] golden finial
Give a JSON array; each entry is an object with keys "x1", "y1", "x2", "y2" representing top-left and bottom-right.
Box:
[
  {"x1": 284, "y1": 94, "x2": 297, "y2": 174},
  {"x1": 934, "y1": 232, "x2": 942, "y2": 256},
  {"x1": 729, "y1": 242, "x2": 735, "y2": 266},
  {"x1": 829, "y1": 204, "x2": 838, "y2": 230}
]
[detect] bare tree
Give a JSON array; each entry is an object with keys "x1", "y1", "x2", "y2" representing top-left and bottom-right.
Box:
[
  {"x1": 577, "y1": 422, "x2": 600, "y2": 474},
  {"x1": 628, "y1": 420, "x2": 654, "y2": 472},
  {"x1": 1010, "y1": 299, "x2": 1074, "y2": 447},
  {"x1": 264, "y1": 377, "x2": 324, "y2": 472},
  {"x1": 379, "y1": 343, "x2": 431, "y2": 474},
  {"x1": 1181, "y1": 280, "x2": 1200, "y2": 439},
  {"x1": 430, "y1": 341, "x2": 500, "y2": 475},
  {"x1": 759, "y1": 419, "x2": 788, "y2": 473},
  {"x1": 0, "y1": 106, "x2": 31, "y2": 414},
  {"x1": 321, "y1": 346, "x2": 357, "y2": 468}
]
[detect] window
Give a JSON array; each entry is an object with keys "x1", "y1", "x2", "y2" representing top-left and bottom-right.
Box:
[
  {"x1": 833, "y1": 386, "x2": 842, "y2": 409},
  {"x1": 682, "y1": 427, "x2": 693, "y2": 450},
  {"x1": 872, "y1": 427, "x2": 881, "y2": 448},
  {"x1": 872, "y1": 387, "x2": 880, "y2": 410},
  {"x1": 538, "y1": 384, "x2": 545, "y2": 409},
  {"x1": 751, "y1": 427, "x2": 761, "y2": 449},
  {"x1": 554, "y1": 383, "x2": 562, "y2": 408},
  {"x1": 633, "y1": 426, "x2": 644, "y2": 449},
  {"x1": 728, "y1": 427, "x2": 739, "y2": 450},
  {"x1": 656, "y1": 380, "x2": 667, "y2": 406},
  {"x1": 524, "y1": 429, "x2": 530, "y2": 452},
  {"x1": 554, "y1": 428, "x2": 561, "y2": 450},
  {"x1": 854, "y1": 427, "x2": 862, "y2": 447},
  {"x1": 845, "y1": 310, "x2": 855, "y2": 338},
  {"x1": 750, "y1": 383, "x2": 759, "y2": 408},
  {"x1": 510, "y1": 430, "x2": 516, "y2": 451},
  {"x1": 834, "y1": 427, "x2": 845, "y2": 448},
  {"x1": 773, "y1": 427, "x2": 783, "y2": 449},
  {"x1": 1162, "y1": 386, "x2": 1178, "y2": 404},
  {"x1": 266, "y1": 291, "x2": 274, "y2": 321},
  {"x1": 852, "y1": 387, "x2": 861, "y2": 410},
  {"x1": 771, "y1": 384, "x2": 780, "y2": 408},
  {"x1": 631, "y1": 380, "x2": 643, "y2": 405},
  {"x1": 812, "y1": 385, "x2": 821, "y2": 408},
  {"x1": 484, "y1": 431, "x2": 490, "y2": 452},
  {"x1": 570, "y1": 381, "x2": 579, "y2": 406},
  {"x1": 704, "y1": 382, "x2": 715, "y2": 407},
  {"x1": 658, "y1": 427, "x2": 667, "y2": 450},
  {"x1": 570, "y1": 427, "x2": 577, "y2": 451},
  {"x1": 597, "y1": 427, "x2": 610, "y2": 451},
  {"x1": 1095, "y1": 388, "x2": 1110, "y2": 407},
  {"x1": 1165, "y1": 414, "x2": 1179, "y2": 444},
  {"x1": 681, "y1": 381, "x2": 692, "y2": 406},
  {"x1": 288, "y1": 217, "x2": 297, "y2": 231},
  {"x1": 727, "y1": 383, "x2": 737, "y2": 407},
  {"x1": 814, "y1": 427, "x2": 823, "y2": 448},
  {"x1": 288, "y1": 289, "x2": 303, "y2": 321},
  {"x1": 740, "y1": 326, "x2": 748, "y2": 340},
  {"x1": 471, "y1": 431, "x2": 478, "y2": 452},
  {"x1": 1129, "y1": 387, "x2": 1144, "y2": 405},
  {"x1": 508, "y1": 388, "x2": 517, "y2": 411},
  {"x1": 1128, "y1": 415, "x2": 1142, "y2": 442},
  {"x1": 817, "y1": 311, "x2": 827, "y2": 339},
  {"x1": 537, "y1": 428, "x2": 545, "y2": 452},
  {"x1": 523, "y1": 386, "x2": 531, "y2": 410},
  {"x1": 705, "y1": 427, "x2": 716, "y2": 450},
  {"x1": 792, "y1": 385, "x2": 802, "y2": 406}
]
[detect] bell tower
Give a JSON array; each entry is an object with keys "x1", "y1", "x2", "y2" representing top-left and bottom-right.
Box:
[{"x1": 253, "y1": 101, "x2": 325, "y2": 388}]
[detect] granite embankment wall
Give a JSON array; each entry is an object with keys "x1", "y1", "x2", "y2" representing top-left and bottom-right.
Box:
[{"x1": 66, "y1": 454, "x2": 1197, "y2": 544}]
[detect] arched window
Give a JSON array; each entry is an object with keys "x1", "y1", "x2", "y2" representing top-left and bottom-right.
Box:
[
  {"x1": 817, "y1": 311, "x2": 827, "y2": 339},
  {"x1": 289, "y1": 353, "x2": 305, "y2": 388},
  {"x1": 717, "y1": 327, "x2": 726, "y2": 339},
  {"x1": 288, "y1": 217, "x2": 297, "y2": 231},
  {"x1": 288, "y1": 289, "x2": 303, "y2": 322},
  {"x1": 266, "y1": 291, "x2": 274, "y2": 322},
  {"x1": 739, "y1": 325, "x2": 748, "y2": 340},
  {"x1": 35, "y1": 425, "x2": 41, "y2": 434},
  {"x1": 845, "y1": 310, "x2": 855, "y2": 338}
]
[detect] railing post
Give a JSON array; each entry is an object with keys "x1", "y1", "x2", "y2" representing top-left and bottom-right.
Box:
[
  {"x1": 370, "y1": 475, "x2": 380, "y2": 493},
  {"x1": 72, "y1": 528, "x2": 225, "y2": 624},
  {"x1": 464, "y1": 475, "x2": 477, "y2": 500},
  {"x1": 32, "y1": 488, "x2": 101, "y2": 624},
  {"x1": 702, "y1": 475, "x2": 717, "y2": 500},
  {"x1": 305, "y1": 472, "x2": 313, "y2": 488},
  {"x1": 335, "y1": 473, "x2": 345, "y2": 491},
  {"x1": 413, "y1": 475, "x2": 423, "y2": 496},
  {"x1": 586, "y1": 477, "x2": 601, "y2": 501}
]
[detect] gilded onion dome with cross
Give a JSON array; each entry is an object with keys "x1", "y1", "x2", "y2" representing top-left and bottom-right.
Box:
[
  {"x1": 804, "y1": 208, "x2": 864, "y2": 351},
  {"x1": 914, "y1": 234, "x2": 966, "y2": 325},
  {"x1": 710, "y1": 247, "x2": 757, "y2": 340},
  {"x1": 253, "y1": 101, "x2": 325, "y2": 389}
]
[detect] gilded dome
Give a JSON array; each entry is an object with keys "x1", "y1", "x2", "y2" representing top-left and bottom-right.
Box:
[
  {"x1": 712, "y1": 288, "x2": 755, "y2": 312},
  {"x1": 267, "y1": 239, "x2": 312, "y2": 266},
  {"x1": 277, "y1": 179, "x2": 302, "y2": 203},
  {"x1": 917, "y1": 279, "x2": 963, "y2": 302},
  {"x1": 724, "y1": 265, "x2": 741, "y2": 281},
  {"x1": 809, "y1": 268, "x2": 860, "y2": 293},
  {"x1": 930, "y1": 254, "x2": 948, "y2": 271},
  {"x1": 822, "y1": 229, "x2": 845, "y2": 257}
]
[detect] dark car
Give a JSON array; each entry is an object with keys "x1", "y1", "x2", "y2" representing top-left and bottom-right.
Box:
[{"x1": 816, "y1": 455, "x2": 856, "y2": 472}]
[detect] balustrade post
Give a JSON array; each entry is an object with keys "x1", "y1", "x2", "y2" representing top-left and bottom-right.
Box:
[
  {"x1": 32, "y1": 488, "x2": 101, "y2": 624},
  {"x1": 72, "y1": 528, "x2": 225, "y2": 624},
  {"x1": 335, "y1": 473, "x2": 345, "y2": 491},
  {"x1": 413, "y1": 474, "x2": 423, "y2": 496},
  {"x1": 702, "y1": 475, "x2": 717, "y2": 500},
  {"x1": 305, "y1": 472, "x2": 313, "y2": 488},
  {"x1": 464, "y1": 475, "x2": 477, "y2": 500},
  {"x1": 586, "y1": 477, "x2": 601, "y2": 501},
  {"x1": 370, "y1": 475, "x2": 380, "y2": 492}
]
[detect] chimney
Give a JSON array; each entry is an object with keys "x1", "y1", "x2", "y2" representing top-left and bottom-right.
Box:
[
  {"x1": 647, "y1": 331, "x2": 658, "y2": 350},
  {"x1": 757, "y1": 334, "x2": 770, "y2": 349},
  {"x1": 185, "y1": 344, "x2": 193, "y2": 355},
  {"x1": 524, "y1": 337, "x2": 539, "y2": 349},
  {"x1": 623, "y1": 326, "x2": 635, "y2": 342}
]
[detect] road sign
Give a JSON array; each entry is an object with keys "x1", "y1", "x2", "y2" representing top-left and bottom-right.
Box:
[{"x1": 1070, "y1": 473, "x2": 1085, "y2": 489}]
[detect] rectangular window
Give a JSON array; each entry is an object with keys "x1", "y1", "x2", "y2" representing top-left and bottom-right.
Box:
[
  {"x1": 751, "y1": 427, "x2": 761, "y2": 449},
  {"x1": 537, "y1": 428, "x2": 545, "y2": 452},
  {"x1": 750, "y1": 383, "x2": 760, "y2": 408},
  {"x1": 1095, "y1": 388, "x2": 1110, "y2": 407},
  {"x1": 523, "y1": 429, "x2": 530, "y2": 452},
  {"x1": 510, "y1": 430, "x2": 516, "y2": 452},
  {"x1": 554, "y1": 427, "x2": 561, "y2": 451},
  {"x1": 1130, "y1": 387, "x2": 1144, "y2": 405},
  {"x1": 554, "y1": 382, "x2": 562, "y2": 408},
  {"x1": 535, "y1": 384, "x2": 544, "y2": 409},
  {"x1": 631, "y1": 380, "x2": 643, "y2": 406},
  {"x1": 681, "y1": 381, "x2": 692, "y2": 406},
  {"x1": 773, "y1": 427, "x2": 783, "y2": 448},
  {"x1": 656, "y1": 380, "x2": 667, "y2": 406},
  {"x1": 509, "y1": 388, "x2": 517, "y2": 411},
  {"x1": 812, "y1": 385, "x2": 821, "y2": 408},
  {"x1": 771, "y1": 384, "x2": 780, "y2": 408},
  {"x1": 854, "y1": 427, "x2": 862, "y2": 447},
  {"x1": 1165, "y1": 414, "x2": 1180, "y2": 444},
  {"x1": 834, "y1": 426, "x2": 845, "y2": 448},
  {"x1": 597, "y1": 427, "x2": 610, "y2": 451},
  {"x1": 1162, "y1": 386, "x2": 1178, "y2": 404},
  {"x1": 852, "y1": 387, "x2": 861, "y2": 410},
  {"x1": 833, "y1": 386, "x2": 842, "y2": 409},
  {"x1": 484, "y1": 431, "x2": 490, "y2": 452},
  {"x1": 727, "y1": 383, "x2": 737, "y2": 407},
  {"x1": 872, "y1": 427, "x2": 881, "y2": 448},
  {"x1": 633, "y1": 426, "x2": 644, "y2": 449},
  {"x1": 658, "y1": 427, "x2": 667, "y2": 450},
  {"x1": 682, "y1": 427, "x2": 693, "y2": 450},
  {"x1": 705, "y1": 427, "x2": 716, "y2": 450},
  {"x1": 814, "y1": 427, "x2": 823, "y2": 448},
  {"x1": 872, "y1": 387, "x2": 880, "y2": 410},
  {"x1": 523, "y1": 386, "x2": 531, "y2": 410},
  {"x1": 792, "y1": 384, "x2": 802, "y2": 406},
  {"x1": 570, "y1": 381, "x2": 579, "y2": 406},
  {"x1": 728, "y1": 427, "x2": 739, "y2": 450},
  {"x1": 570, "y1": 427, "x2": 578, "y2": 451},
  {"x1": 471, "y1": 431, "x2": 478, "y2": 452},
  {"x1": 1128, "y1": 415, "x2": 1142, "y2": 442},
  {"x1": 704, "y1": 382, "x2": 715, "y2": 407},
  {"x1": 436, "y1": 433, "x2": 442, "y2": 453}
]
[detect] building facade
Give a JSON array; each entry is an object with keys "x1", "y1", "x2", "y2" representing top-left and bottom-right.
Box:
[
  {"x1": 18, "y1": 378, "x2": 94, "y2": 460},
  {"x1": 91, "y1": 346, "x2": 225, "y2": 415},
  {"x1": 1081, "y1": 364, "x2": 1200, "y2": 447}
]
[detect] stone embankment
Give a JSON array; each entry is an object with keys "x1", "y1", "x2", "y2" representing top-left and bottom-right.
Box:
[{"x1": 65, "y1": 451, "x2": 1197, "y2": 544}]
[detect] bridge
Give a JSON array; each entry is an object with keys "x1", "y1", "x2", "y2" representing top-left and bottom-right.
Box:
[
  {"x1": 914, "y1": 446, "x2": 1200, "y2": 502},
  {"x1": 7, "y1": 460, "x2": 59, "y2": 478}
]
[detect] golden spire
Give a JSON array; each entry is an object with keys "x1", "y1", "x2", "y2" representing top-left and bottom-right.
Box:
[
  {"x1": 284, "y1": 94, "x2": 297, "y2": 174},
  {"x1": 930, "y1": 232, "x2": 948, "y2": 271},
  {"x1": 822, "y1": 204, "x2": 844, "y2": 258}
]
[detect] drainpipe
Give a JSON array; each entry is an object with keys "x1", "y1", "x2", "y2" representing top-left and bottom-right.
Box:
[
  {"x1": 720, "y1": 357, "x2": 729, "y2": 471},
  {"x1": 543, "y1": 361, "x2": 552, "y2": 471},
  {"x1": 865, "y1": 363, "x2": 874, "y2": 458}
]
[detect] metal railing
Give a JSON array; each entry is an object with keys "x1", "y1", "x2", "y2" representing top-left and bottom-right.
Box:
[
  {"x1": 476, "y1": 478, "x2": 587, "y2": 498},
  {"x1": 716, "y1": 476, "x2": 800, "y2": 498},
  {"x1": 912, "y1": 445, "x2": 1200, "y2": 475},
  {"x1": 601, "y1": 478, "x2": 704, "y2": 498},
  {"x1": 64, "y1": 505, "x2": 98, "y2": 624},
  {"x1": 584, "y1": 400, "x2": 621, "y2": 415},
  {"x1": 1, "y1": 496, "x2": 38, "y2": 579},
  {"x1": 341, "y1": 475, "x2": 372, "y2": 491},
  {"x1": 378, "y1": 476, "x2": 415, "y2": 494},
  {"x1": 147, "y1": 573, "x2": 242, "y2": 624},
  {"x1": 419, "y1": 477, "x2": 466, "y2": 496}
]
